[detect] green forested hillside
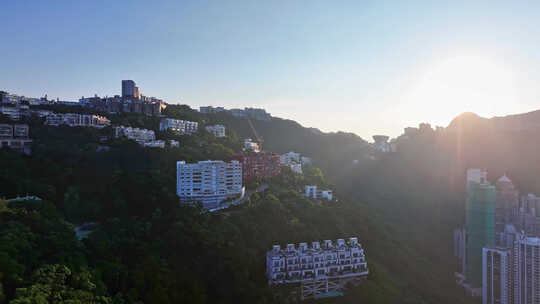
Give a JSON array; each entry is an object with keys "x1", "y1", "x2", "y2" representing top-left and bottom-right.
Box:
[{"x1": 0, "y1": 106, "x2": 477, "y2": 304}]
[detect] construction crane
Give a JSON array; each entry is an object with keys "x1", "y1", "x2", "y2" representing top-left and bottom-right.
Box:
[{"x1": 247, "y1": 117, "x2": 263, "y2": 151}]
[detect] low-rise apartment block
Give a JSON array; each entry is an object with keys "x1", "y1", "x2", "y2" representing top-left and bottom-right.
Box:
[
  {"x1": 266, "y1": 238, "x2": 368, "y2": 299},
  {"x1": 177, "y1": 160, "x2": 244, "y2": 210},
  {"x1": 205, "y1": 124, "x2": 226, "y2": 137},
  {"x1": 0, "y1": 124, "x2": 32, "y2": 155},
  {"x1": 45, "y1": 113, "x2": 110, "y2": 128},
  {"x1": 114, "y1": 126, "x2": 156, "y2": 144},
  {"x1": 159, "y1": 118, "x2": 198, "y2": 135},
  {"x1": 280, "y1": 151, "x2": 313, "y2": 174},
  {"x1": 199, "y1": 106, "x2": 226, "y2": 114},
  {"x1": 305, "y1": 185, "x2": 333, "y2": 201},
  {"x1": 0, "y1": 105, "x2": 29, "y2": 121}
]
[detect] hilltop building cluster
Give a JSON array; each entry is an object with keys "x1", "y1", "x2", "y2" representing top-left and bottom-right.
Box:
[
  {"x1": 266, "y1": 238, "x2": 368, "y2": 300},
  {"x1": 454, "y1": 169, "x2": 540, "y2": 304},
  {"x1": 199, "y1": 106, "x2": 272, "y2": 121},
  {"x1": 80, "y1": 80, "x2": 166, "y2": 116}
]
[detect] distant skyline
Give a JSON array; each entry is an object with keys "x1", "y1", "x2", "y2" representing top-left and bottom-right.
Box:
[{"x1": 2, "y1": 1, "x2": 540, "y2": 139}]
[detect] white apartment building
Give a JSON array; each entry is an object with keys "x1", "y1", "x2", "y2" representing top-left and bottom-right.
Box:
[
  {"x1": 305, "y1": 185, "x2": 333, "y2": 200},
  {"x1": 205, "y1": 124, "x2": 226, "y2": 137},
  {"x1": 266, "y1": 238, "x2": 368, "y2": 299},
  {"x1": 0, "y1": 105, "x2": 28, "y2": 121},
  {"x1": 159, "y1": 118, "x2": 198, "y2": 135},
  {"x1": 483, "y1": 247, "x2": 512, "y2": 304},
  {"x1": 45, "y1": 113, "x2": 110, "y2": 128},
  {"x1": 177, "y1": 160, "x2": 244, "y2": 210},
  {"x1": 244, "y1": 138, "x2": 260, "y2": 152},
  {"x1": 114, "y1": 125, "x2": 155, "y2": 144}
]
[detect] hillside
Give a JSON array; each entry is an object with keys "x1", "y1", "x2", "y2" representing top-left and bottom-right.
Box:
[{"x1": 0, "y1": 105, "x2": 480, "y2": 304}]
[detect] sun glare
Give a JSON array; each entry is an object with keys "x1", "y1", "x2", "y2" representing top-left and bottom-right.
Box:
[{"x1": 404, "y1": 54, "x2": 517, "y2": 126}]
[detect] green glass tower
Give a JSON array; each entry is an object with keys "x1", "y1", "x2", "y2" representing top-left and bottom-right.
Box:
[{"x1": 465, "y1": 181, "x2": 496, "y2": 287}]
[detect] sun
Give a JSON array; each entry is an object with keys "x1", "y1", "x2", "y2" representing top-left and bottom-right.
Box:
[{"x1": 403, "y1": 54, "x2": 517, "y2": 126}]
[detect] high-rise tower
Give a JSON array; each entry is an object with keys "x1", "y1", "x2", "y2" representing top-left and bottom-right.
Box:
[{"x1": 466, "y1": 169, "x2": 496, "y2": 288}]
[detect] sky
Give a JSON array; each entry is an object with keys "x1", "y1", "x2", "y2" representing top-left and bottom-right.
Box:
[{"x1": 2, "y1": 1, "x2": 540, "y2": 139}]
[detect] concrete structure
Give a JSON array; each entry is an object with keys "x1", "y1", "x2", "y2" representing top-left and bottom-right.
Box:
[
  {"x1": 280, "y1": 151, "x2": 301, "y2": 164},
  {"x1": 29, "y1": 109, "x2": 53, "y2": 118},
  {"x1": 205, "y1": 124, "x2": 226, "y2": 137},
  {"x1": 143, "y1": 140, "x2": 166, "y2": 148},
  {"x1": 0, "y1": 124, "x2": 32, "y2": 155},
  {"x1": 289, "y1": 163, "x2": 303, "y2": 174},
  {"x1": 0, "y1": 105, "x2": 29, "y2": 121},
  {"x1": 122, "y1": 80, "x2": 139, "y2": 98},
  {"x1": 176, "y1": 160, "x2": 244, "y2": 210},
  {"x1": 199, "y1": 106, "x2": 225, "y2": 114},
  {"x1": 114, "y1": 126, "x2": 156, "y2": 144},
  {"x1": 159, "y1": 118, "x2": 199, "y2": 135},
  {"x1": 372, "y1": 135, "x2": 391, "y2": 152},
  {"x1": 482, "y1": 247, "x2": 513, "y2": 304},
  {"x1": 266, "y1": 238, "x2": 368, "y2": 300},
  {"x1": 244, "y1": 138, "x2": 260, "y2": 152},
  {"x1": 455, "y1": 227, "x2": 467, "y2": 276},
  {"x1": 513, "y1": 235, "x2": 540, "y2": 304},
  {"x1": 80, "y1": 81, "x2": 166, "y2": 116},
  {"x1": 467, "y1": 169, "x2": 488, "y2": 187},
  {"x1": 233, "y1": 152, "x2": 281, "y2": 182},
  {"x1": 305, "y1": 185, "x2": 333, "y2": 201},
  {"x1": 466, "y1": 169, "x2": 496, "y2": 289},
  {"x1": 199, "y1": 106, "x2": 271, "y2": 120},
  {"x1": 44, "y1": 113, "x2": 110, "y2": 128},
  {"x1": 301, "y1": 156, "x2": 313, "y2": 166},
  {"x1": 495, "y1": 175, "x2": 520, "y2": 243}
]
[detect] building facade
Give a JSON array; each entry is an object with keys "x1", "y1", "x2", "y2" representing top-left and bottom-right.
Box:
[
  {"x1": 513, "y1": 235, "x2": 540, "y2": 304},
  {"x1": 305, "y1": 185, "x2": 333, "y2": 201},
  {"x1": 244, "y1": 138, "x2": 260, "y2": 152},
  {"x1": 266, "y1": 238, "x2": 368, "y2": 299},
  {"x1": 159, "y1": 118, "x2": 198, "y2": 135},
  {"x1": 0, "y1": 124, "x2": 32, "y2": 155},
  {"x1": 45, "y1": 113, "x2": 110, "y2": 128},
  {"x1": 176, "y1": 160, "x2": 244, "y2": 210},
  {"x1": 482, "y1": 247, "x2": 513, "y2": 304},
  {"x1": 232, "y1": 152, "x2": 281, "y2": 182},
  {"x1": 205, "y1": 124, "x2": 226, "y2": 137},
  {"x1": 114, "y1": 126, "x2": 156, "y2": 144},
  {"x1": 466, "y1": 169, "x2": 497, "y2": 288}
]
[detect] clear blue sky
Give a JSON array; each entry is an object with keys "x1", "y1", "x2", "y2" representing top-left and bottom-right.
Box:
[{"x1": 2, "y1": 1, "x2": 540, "y2": 139}]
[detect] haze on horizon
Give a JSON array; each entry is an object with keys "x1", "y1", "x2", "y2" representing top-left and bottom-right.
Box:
[{"x1": 2, "y1": 1, "x2": 540, "y2": 139}]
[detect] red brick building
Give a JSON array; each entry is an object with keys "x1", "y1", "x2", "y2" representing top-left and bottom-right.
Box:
[{"x1": 233, "y1": 152, "x2": 281, "y2": 182}]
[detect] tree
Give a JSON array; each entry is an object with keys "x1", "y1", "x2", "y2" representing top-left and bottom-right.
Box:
[{"x1": 10, "y1": 264, "x2": 110, "y2": 304}]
